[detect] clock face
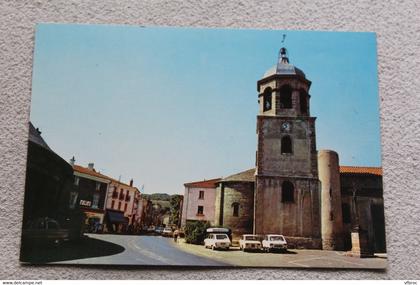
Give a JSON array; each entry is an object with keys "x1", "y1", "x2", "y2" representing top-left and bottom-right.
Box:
[{"x1": 282, "y1": 122, "x2": 290, "y2": 131}]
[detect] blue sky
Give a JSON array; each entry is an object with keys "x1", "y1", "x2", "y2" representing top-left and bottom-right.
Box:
[{"x1": 30, "y1": 24, "x2": 381, "y2": 194}]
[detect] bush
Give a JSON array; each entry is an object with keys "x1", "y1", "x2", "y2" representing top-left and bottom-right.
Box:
[{"x1": 184, "y1": 221, "x2": 210, "y2": 245}]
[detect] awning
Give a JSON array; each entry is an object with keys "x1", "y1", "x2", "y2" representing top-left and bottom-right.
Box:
[{"x1": 106, "y1": 210, "x2": 128, "y2": 224}]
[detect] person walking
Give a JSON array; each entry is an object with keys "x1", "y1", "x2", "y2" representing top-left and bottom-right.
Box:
[{"x1": 173, "y1": 229, "x2": 179, "y2": 243}]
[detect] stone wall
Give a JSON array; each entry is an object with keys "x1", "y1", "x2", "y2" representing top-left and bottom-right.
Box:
[
  {"x1": 340, "y1": 174, "x2": 386, "y2": 253},
  {"x1": 258, "y1": 77, "x2": 311, "y2": 117},
  {"x1": 256, "y1": 116, "x2": 318, "y2": 178},
  {"x1": 318, "y1": 150, "x2": 345, "y2": 250},
  {"x1": 254, "y1": 176, "x2": 321, "y2": 249},
  {"x1": 215, "y1": 181, "x2": 254, "y2": 239}
]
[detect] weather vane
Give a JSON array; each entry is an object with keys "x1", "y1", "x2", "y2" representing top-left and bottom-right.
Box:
[{"x1": 281, "y1": 34, "x2": 286, "y2": 44}]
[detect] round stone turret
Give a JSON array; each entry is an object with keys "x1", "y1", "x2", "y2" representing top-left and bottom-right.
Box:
[{"x1": 318, "y1": 150, "x2": 345, "y2": 250}]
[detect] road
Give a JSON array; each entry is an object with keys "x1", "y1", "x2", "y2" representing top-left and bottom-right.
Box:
[
  {"x1": 56, "y1": 234, "x2": 386, "y2": 269},
  {"x1": 58, "y1": 234, "x2": 228, "y2": 266}
]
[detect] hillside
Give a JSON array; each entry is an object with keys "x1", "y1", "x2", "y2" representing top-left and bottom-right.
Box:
[{"x1": 142, "y1": 193, "x2": 171, "y2": 201}]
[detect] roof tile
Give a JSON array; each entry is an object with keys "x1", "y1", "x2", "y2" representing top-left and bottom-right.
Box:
[
  {"x1": 184, "y1": 178, "x2": 221, "y2": 188},
  {"x1": 339, "y1": 166, "x2": 382, "y2": 176}
]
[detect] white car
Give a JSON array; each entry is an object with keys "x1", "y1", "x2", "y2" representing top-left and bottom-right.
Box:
[
  {"x1": 162, "y1": 227, "x2": 173, "y2": 237},
  {"x1": 204, "y1": 233, "x2": 231, "y2": 250},
  {"x1": 239, "y1": 234, "x2": 262, "y2": 251},
  {"x1": 262, "y1": 234, "x2": 287, "y2": 252}
]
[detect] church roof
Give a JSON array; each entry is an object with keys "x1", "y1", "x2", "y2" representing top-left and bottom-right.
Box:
[
  {"x1": 263, "y1": 63, "x2": 306, "y2": 78},
  {"x1": 339, "y1": 166, "x2": 382, "y2": 176},
  {"x1": 221, "y1": 168, "x2": 256, "y2": 183},
  {"x1": 262, "y1": 47, "x2": 306, "y2": 79},
  {"x1": 184, "y1": 178, "x2": 221, "y2": 188},
  {"x1": 28, "y1": 122, "x2": 51, "y2": 151}
]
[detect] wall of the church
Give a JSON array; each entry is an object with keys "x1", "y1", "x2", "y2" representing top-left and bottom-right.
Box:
[
  {"x1": 256, "y1": 116, "x2": 318, "y2": 178},
  {"x1": 340, "y1": 174, "x2": 386, "y2": 253},
  {"x1": 214, "y1": 182, "x2": 254, "y2": 239},
  {"x1": 254, "y1": 176, "x2": 322, "y2": 249}
]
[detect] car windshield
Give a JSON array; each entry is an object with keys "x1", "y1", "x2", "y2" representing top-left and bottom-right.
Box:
[
  {"x1": 245, "y1": 236, "x2": 258, "y2": 241},
  {"x1": 216, "y1": 234, "x2": 228, "y2": 240},
  {"x1": 270, "y1": 236, "x2": 285, "y2": 241}
]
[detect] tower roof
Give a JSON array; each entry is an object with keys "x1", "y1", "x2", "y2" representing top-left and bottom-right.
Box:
[{"x1": 262, "y1": 47, "x2": 306, "y2": 78}]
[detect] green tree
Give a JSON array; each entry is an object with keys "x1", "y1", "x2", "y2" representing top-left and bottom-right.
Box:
[
  {"x1": 169, "y1": 195, "x2": 182, "y2": 226},
  {"x1": 184, "y1": 220, "x2": 210, "y2": 244}
]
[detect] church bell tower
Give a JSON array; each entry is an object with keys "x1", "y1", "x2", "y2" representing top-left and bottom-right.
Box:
[{"x1": 254, "y1": 47, "x2": 322, "y2": 249}]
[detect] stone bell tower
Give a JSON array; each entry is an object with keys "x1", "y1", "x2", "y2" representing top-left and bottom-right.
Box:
[{"x1": 254, "y1": 47, "x2": 321, "y2": 249}]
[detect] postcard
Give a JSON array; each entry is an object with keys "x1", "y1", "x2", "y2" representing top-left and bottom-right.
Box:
[{"x1": 20, "y1": 24, "x2": 386, "y2": 268}]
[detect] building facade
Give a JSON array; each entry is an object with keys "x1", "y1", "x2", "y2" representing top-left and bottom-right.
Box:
[
  {"x1": 71, "y1": 162, "x2": 110, "y2": 231},
  {"x1": 105, "y1": 179, "x2": 141, "y2": 232},
  {"x1": 339, "y1": 166, "x2": 386, "y2": 256},
  {"x1": 182, "y1": 47, "x2": 386, "y2": 254},
  {"x1": 214, "y1": 169, "x2": 254, "y2": 239},
  {"x1": 181, "y1": 178, "x2": 220, "y2": 227}
]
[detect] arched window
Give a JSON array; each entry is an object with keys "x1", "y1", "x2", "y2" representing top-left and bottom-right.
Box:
[
  {"x1": 281, "y1": 136, "x2": 292, "y2": 154},
  {"x1": 263, "y1": 87, "x2": 272, "y2": 111},
  {"x1": 232, "y1": 202, "x2": 240, "y2": 217},
  {"x1": 282, "y1": 181, "x2": 294, "y2": 202},
  {"x1": 299, "y1": 90, "x2": 307, "y2": 114},
  {"x1": 280, "y1": 85, "x2": 292, "y2": 109}
]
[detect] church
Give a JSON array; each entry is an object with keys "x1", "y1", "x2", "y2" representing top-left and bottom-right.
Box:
[{"x1": 181, "y1": 48, "x2": 386, "y2": 255}]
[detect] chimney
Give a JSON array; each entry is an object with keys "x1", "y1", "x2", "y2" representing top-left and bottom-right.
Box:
[
  {"x1": 88, "y1": 163, "x2": 94, "y2": 171},
  {"x1": 69, "y1": 156, "x2": 75, "y2": 166},
  {"x1": 129, "y1": 179, "x2": 133, "y2": 187}
]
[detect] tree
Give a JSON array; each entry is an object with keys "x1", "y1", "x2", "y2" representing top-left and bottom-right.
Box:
[
  {"x1": 184, "y1": 220, "x2": 210, "y2": 244},
  {"x1": 169, "y1": 195, "x2": 182, "y2": 226}
]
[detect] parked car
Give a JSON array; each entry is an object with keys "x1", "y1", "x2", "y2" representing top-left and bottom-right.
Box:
[
  {"x1": 22, "y1": 217, "x2": 71, "y2": 246},
  {"x1": 204, "y1": 233, "x2": 231, "y2": 250},
  {"x1": 262, "y1": 234, "x2": 287, "y2": 252},
  {"x1": 239, "y1": 234, "x2": 262, "y2": 251},
  {"x1": 155, "y1": 226, "x2": 164, "y2": 235},
  {"x1": 162, "y1": 227, "x2": 173, "y2": 237},
  {"x1": 147, "y1": 225, "x2": 155, "y2": 233}
]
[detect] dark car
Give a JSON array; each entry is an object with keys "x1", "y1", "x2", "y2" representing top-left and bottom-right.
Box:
[{"x1": 22, "y1": 217, "x2": 71, "y2": 246}]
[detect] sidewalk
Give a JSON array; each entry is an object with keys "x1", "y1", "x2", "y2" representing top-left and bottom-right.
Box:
[{"x1": 173, "y1": 239, "x2": 387, "y2": 269}]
